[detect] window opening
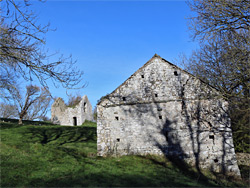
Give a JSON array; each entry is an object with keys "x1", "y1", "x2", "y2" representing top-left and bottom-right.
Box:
[
  {"x1": 84, "y1": 102, "x2": 87, "y2": 112},
  {"x1": 174, "y1": 71, "x2": 178, "y2": 76},
  {"x1": 73, "y1": 117, "x2": 77, "y2": 126},
  {"x1": 157, "y1": 108, "x2": 162, "y2": 111},
  {"x1": 141, "y1": 75, "x2": 144, "y2": 78},
  {"x1": 159, "y1": 116, "x2": 162, "y2": 119},
  {"x1": 166, "y1": 132, "x2": 169, "y2": 142},
  {"x1": 155, "y1": 93, "x2": 158, "y2": 97},
  {"x1": 117, "y1": 138, "x2": 120, "y2": 142},
  {"x1": 209, "y1": 135, "x2": 214, "y2": 139},
  {"x1": 122, "y1": 97, "x2": 126, "y2": 101},
  {"x1": 214, "y1": 159, "x2": 218, "y2": 163},
  {"x1": 115, "y1": 116, "x2": 119, "y2": 121}
]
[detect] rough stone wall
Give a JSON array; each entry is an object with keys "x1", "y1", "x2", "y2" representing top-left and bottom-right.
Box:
[
  {"x1": 97, "y1": 54, "x2": 241, "y2": 177},
  {"x1": 51, "y1": 95, "x2": 93, "y2": 126}
]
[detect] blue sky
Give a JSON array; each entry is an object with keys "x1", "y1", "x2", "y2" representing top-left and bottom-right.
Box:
[{"x1": 30, "y1": 0, "x2": 198, "y2": 115}]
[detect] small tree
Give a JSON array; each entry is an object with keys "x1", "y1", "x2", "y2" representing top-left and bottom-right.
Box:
[
  {"x1": 9, "y1": 84, "x2": 52, "y2": 124},
  {"x1": 0, "y1": 103, "x2": 18, "y2": 119},
  {"x1": 24, "y1": 87, "x2": 52, "y2": 121},
  {"x1": 67, "y1": 94, "x2": 82, "y2": 107}
]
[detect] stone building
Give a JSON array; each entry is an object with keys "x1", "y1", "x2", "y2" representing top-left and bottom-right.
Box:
[
  {"x1": 97, "y1": 54, "x2": 240, "y2": 176},
  {"x1": 51, "y1": 95, "x2": 92, "y2": 126}
]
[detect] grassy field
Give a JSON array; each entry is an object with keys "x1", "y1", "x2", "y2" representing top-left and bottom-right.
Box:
[{"x1": 0, "y1": 119, "x2": 248, "y2": 187}]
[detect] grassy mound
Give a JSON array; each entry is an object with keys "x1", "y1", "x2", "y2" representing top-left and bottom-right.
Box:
[{"x1": 0, "y1": 119, "x2": 247, "y2": 187}]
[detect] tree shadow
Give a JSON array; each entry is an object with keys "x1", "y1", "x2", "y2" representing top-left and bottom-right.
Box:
[
  {"x1": 26, "y1": 126, "x2": 96, "y2": 146},
  {"x1": 0, "y1": 118, "x2": 52, "y2": 129},
  {"x1": 24, "y1": 158, "x2": 217, "y2": 187},
  {"x1": 26, "y1": 171, "x2": 189, "y2": 187}
]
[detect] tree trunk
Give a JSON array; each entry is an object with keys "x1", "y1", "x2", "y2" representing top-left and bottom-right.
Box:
[
  {"x1": 19, "y1": 110, "x2": 26, "y2": 125},
  {"x1": 18, "y1": 117, "x2": 23, "y2": 125}
]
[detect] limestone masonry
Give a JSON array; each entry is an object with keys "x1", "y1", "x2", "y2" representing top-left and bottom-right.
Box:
[
  {"x1": 97, "y1": 54, "x2": 241, "y2": 177},
  {"x1": 51, "y1": 95, "x2": 92, "y2": 126}
]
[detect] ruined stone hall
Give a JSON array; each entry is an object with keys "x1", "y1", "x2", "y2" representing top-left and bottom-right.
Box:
[
  {"x1": 51, "y1": 95, "x2": 92, "y2": 126},
  {"x1": 97, "y1": 54, "x2": 240, "y2": 176}
]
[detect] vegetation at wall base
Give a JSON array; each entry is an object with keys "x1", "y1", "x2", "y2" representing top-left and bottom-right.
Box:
[{"x1": 0, "y1": 119, "x2": 248, "y2": 187}]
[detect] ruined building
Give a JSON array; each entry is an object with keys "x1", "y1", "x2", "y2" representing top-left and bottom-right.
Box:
[
  {"x1": 97, "y1": 54, "x2": 240, "y2": 176},
  {"x1": 51, "y1": 95, "x2": 93, "y2": 126}
]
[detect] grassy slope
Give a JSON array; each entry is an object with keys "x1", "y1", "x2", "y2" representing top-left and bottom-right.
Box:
[{"x1": 0, "y1": 119, "x2": 247, "y2": 187}]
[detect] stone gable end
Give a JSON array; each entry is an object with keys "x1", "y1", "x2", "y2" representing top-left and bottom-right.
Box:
[{"x1": 97, "y1": 54, "x2": 241, "y2": 177}]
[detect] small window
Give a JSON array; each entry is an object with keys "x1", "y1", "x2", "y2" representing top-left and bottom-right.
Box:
[
  {"x1": 157, "y1": 108, "x2": 162, "y2": 111},
  {"x1": 117, "y1": 138, "x2": 120, "y2": 142},
  {"x1": 166, "y1": 132, "x2": 169, "y2": 142},
  {"x1": 214, "y1": 159, "x2": 218, "y2": 163},
  {"x1": 115, "y1": 116, "x2": 119, "y2": 121},
  {"x1": 122, "y1": 97, "x2": 126, "y2": 101},
  {"x1": 141, "y1": 75, "x2": 144, "y2": 78},
  {"x1": 159, "y1": 116, "x2": 162, "y2": 119},
  {"x1": 174, "y1": 71, "x2": 178, "y2": 76},
  {"x1": 155, "y1": 94, "x2": 158, "y2": 97},
  {"x1": 209, "y1": 135, "x2": 214, "y2": 139},
  {"x1": 83, "y1": 102, "x2": 87, "y2": 112}
]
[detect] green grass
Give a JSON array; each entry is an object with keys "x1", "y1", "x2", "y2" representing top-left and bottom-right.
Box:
[
  {"x1": 0, "y1": 118, "x2": 248, "y2": 187},
  {"x1": 82, "y1": 120, "x2": 97, "y2": 127}
]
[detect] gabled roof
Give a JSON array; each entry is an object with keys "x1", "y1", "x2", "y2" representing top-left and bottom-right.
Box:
[{"x1": 98, "y1": 54, "x2": 217, "y2": 105}]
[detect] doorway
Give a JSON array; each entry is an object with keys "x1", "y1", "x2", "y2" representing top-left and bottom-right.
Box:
[{"x1": 73, "y1": 117, "x2": 77, "y2": 126}]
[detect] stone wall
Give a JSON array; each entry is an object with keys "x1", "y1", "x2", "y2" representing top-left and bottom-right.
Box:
[
  {"x1": 97, "y1": 54, "x2": 241, "y2": 177},
  {"x1": 51, "y1": 95, "x2": 93, "y2": 126}
]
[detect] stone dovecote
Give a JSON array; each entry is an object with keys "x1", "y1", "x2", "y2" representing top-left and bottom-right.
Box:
[
  {"x1": 97, "y1": 54, "x2": 241, "y2": 177},
  {"x1": 51, "y1": 95, "x2": 93, "y2": 126}
]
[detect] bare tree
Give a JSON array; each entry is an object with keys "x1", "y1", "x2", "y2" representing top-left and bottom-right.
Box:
[
  {"x1": 0, "y1": 68, "x2": 17, "y2": 100},
  {"x1": 184, "y1": 35, "x2": 249, "y2": 150},
  {"x1": 67, "y1": 94, "x2": 82, "y2": 107},
  {"x1": 0, "y1": 103, "x2": 18, "y2": 119},
  {"x1": 24, "y1": 87, "x2": 52, "y2": 121},
  {"x1": 185, "y1": 34, "x2": 249, "y2": 99},
  {"x1": 187, "y1": 0, "x2": 250, "y2": 96},
  {"x1": 0, "y1": 0, "x2": 84, "y2": 93},
  {"x1": 39, "y1": 115, "x2": 50, "y2": 122},
  {"x1": 9, "y1": 84, "x2": 51, "y2": 124},
  {"x1": 186, "y1": 0, "x2": 250, "y2": 152},
  {"x1": 188, "y1": 0, "x2": 250, "y2": 41}
]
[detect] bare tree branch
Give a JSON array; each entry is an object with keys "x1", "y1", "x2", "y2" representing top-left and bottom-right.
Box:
[
  {"x1": 0, "y1": 0, "x2": 85, "y2": 92},
  {"x1": 186, "y1": 0, "x2": 250, "y2": 152}
]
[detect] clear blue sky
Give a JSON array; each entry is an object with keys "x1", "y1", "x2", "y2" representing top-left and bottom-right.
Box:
[{"x1": 30, "y1": 0, "x2": 198, "y2": 115}]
